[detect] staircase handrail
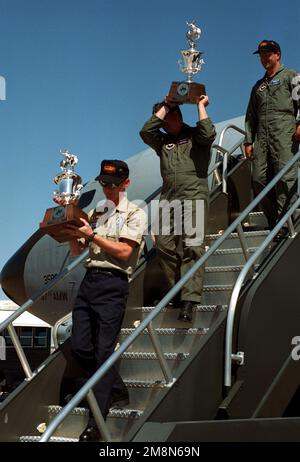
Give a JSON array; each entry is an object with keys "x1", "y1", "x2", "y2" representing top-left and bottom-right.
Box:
[
  {"x1": 209, "y1": 125, "x2": 246, "y2": 193},
  {"x1": 0, "y1": 248, "x2": 89, "y2": 336},
  {"x1": 224, "y1": 196, "x2": 300, "y2": 388},
  {"x1": 218, "y1": 124, "x2": 246, "y2": 148}
]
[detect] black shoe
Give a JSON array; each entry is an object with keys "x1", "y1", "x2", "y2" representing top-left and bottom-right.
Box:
[
  {"x1": 273, "y1": 228, "x2": 288, "y2": 242},
  {"x1": 0, "y1": 392, "x2": 10, "y2": 403},
  {"x1": 177, "y1": 301, "x2": 195, "y2": 323},
  {"x1": 166, "y1": 295, "x2": 181, "y2": 309},
  {"x1": 110, "y1": 389, "x2": 129, "y2": 408},
  {"x1": 79, "y1": 425, "x2": 101, "y2": 442}
]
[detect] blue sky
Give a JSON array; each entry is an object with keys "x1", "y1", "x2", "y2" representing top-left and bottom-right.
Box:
[{"x1": 0, "y1": 0, "x2": 299, "y2": 299}]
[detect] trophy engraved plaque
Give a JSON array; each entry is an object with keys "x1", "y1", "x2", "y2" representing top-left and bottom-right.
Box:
[
  {"x1": 40, "y1": 149, "x2": 88, "y2": 242},
  {"x1": 166, "y1": 21, "x2": 206, "y2": 104}
]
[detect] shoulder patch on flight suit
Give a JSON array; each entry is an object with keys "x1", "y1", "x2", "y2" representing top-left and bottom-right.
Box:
[
  {"x1": 166, "y1": 143, "x2": 175, "y2": 150},
  {"x1": 258, "y1": 82, "x2": 267, "y2": 92}
]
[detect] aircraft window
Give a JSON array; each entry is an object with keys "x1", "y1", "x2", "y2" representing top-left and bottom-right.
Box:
[
  {"x1": 3, "y1": 329, "x2": 13, "y2": 346},
  {"x1": 19, "y1": 327, "x2": 34, "y2": 348},
  {"x1": 78, "y1": 190, "x2": 96, "y2": 209},
  {"x1": 3, "y1": 327, "x2": 50, "y2": 349},
  {"x1": 33, "y1": 327, "x2": 49, "y2": 347}
]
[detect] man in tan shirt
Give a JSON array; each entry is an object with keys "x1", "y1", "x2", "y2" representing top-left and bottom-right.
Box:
[{"x1": 65, "y1": 159, "x2": 146, "y2": 442}]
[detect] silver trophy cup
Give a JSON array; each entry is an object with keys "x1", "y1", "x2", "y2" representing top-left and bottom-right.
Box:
[
  {"x1": 179, "y1": 21, "x2": 204, "y2": 83},
  {"x1": 53, "y1": 149, "x2": 83, "y2": 204},
  {"x1": 40, "y1": 149, "x2": 87, "y2": 242},
  {"x1": 166, "y1": 21, "x2": 206, "y2": 104}
]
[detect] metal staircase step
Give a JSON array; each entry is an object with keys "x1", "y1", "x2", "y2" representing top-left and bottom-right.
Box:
[
  {"x1": 245, "y1": 211, "x2": 268, "y2": 229},
  {"x1": 124, "y1": 378, "x2": 169, "y2": 388},
  {"x1": 201, "y1": 284, "x2": 232, "y2": 304},
  {"x1": 48, "y1": 404, "x2": 88, "y2": 416},
  {"x1": 120, "y1": 327, "x2": 208, "y2": 354},
  {"x1": 206, "y1": 230, "x2": 269, "y2": 249},
  {"x1": 119, "y1": 351, "x2": 189, "y2": 382},
  {"x1": 121, "y1": 379, "x2": 170, "y2": 410},
  {"x1": 20, "y1": 435, "x2": 78, "y2": 442},
  {"x1": 206, "y1": 246, "x2": 258, "y2": 266},
  {"x1": 108, "y1": 408, "x2": 143, "y2": 418},
  {"x1": 48, "y1": 405, "x2": 89, "y2": 439},
  {"x1": 107, "y1": 408, "x2": 144, "y2": 441},
  {"x1": 44, "y1": 404, "x2": 144, "y2": 441},
  {"x1": 204, "y1": 265, "x2": 243, "y2": 285},
  {"x1": 121, "y1": 351, "x2": 189, "y2": 359},
  {"x1": 138, "y1": 304, "x2": 226, "y2": 314},
  {"x1": 124, "y1": 305, "x2": 227, "y2": 330}
]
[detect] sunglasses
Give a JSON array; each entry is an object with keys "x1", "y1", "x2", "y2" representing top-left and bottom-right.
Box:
[{"x1": 99, "y1": 180, "x2": 120, "y2": 188}]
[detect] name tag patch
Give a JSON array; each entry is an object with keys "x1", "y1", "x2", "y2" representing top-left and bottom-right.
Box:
[
  {"x1": 270, "y1": 79, "x2": 281, "y2": 86},
  {"x1": 178, "y1": 138, "x2": 189, "y2": 145}
]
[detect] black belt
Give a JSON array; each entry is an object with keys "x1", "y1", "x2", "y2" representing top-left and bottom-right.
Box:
[{"x1": 86, "y1": 267, "x2": 128, "y2": 280}]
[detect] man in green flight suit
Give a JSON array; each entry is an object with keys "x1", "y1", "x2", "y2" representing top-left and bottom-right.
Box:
[
  {"x1": 140, "y1": 96, "x2": 216, "y2": 322},
  {"x1": 245, "y1": 40, "x2": 300, "y2": 237}
]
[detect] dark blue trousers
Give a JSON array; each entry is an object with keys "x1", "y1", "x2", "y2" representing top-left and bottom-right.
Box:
[{"x1": 71, "y1": 269, "x2": 129, "y2": 421}]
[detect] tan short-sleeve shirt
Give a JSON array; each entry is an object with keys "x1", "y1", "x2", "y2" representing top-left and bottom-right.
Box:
[{"x1": 85, "y1": 196, "x2": 147, "y2": 278}]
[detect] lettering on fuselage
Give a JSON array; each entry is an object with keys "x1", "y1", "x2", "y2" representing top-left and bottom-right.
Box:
[
  {"x1": 43, "y1": 273, "x2": 58, "y2": 284},
  {"x1": 41, "y1": 290, "x2": 68, "y2": 302}
]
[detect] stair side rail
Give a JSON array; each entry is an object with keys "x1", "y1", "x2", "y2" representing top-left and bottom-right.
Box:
[
  {"x1": 0, "y1": 248, "x2": 89, "y2": 379},
  {"x1": 208, "y1": 125, "x2": 246, "y2": 193},
  {"x1": 224, "y1": 146, "x2": 300, "y2": 387},
  {"x1": 224, "y1": 196, "x2": 300, "y2": 388}
]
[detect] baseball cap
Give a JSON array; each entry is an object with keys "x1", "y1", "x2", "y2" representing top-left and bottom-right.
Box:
[
  {"x1": 95, "y1": 159, "x2": 129, "y2": 185},
  {"x1": 253, "y1": 40, "x2": 281, "y2": 54}
]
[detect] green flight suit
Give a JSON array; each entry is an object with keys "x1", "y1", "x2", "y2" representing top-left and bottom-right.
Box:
[
  {"x1": 140, "y1": 115, "x2": 216, "y2": 303},
  {"x1": 245, "y1": 65, "x2": 300, "y2": 227}
]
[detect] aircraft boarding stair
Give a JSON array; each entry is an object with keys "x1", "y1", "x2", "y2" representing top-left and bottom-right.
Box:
[
  {"x1": 2, "y1": 221, "x2": 278, "y2": 442},
  {"x1": 1, "y1": 130, "x2": 300, "y2": 442}
]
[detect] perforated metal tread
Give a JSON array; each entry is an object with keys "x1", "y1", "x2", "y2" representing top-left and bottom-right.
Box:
[
  {"x1": 206, "y1": 265, "x2": 245, "y2": 272},
  {"x1": 124, "y1": 379, "x2": 169, "y2": 388},
  {"x1": 213, "y1": 247, "x2": 258, "y2": 255},
  {"x1": 139, "y1": 304, "x2": 227, "y2": 313},
  {"x1": 48, "y1": 405, "x2": 88, "y2": 416},
  {"x1": 203, "y1": 285, "x2": 232, "y2": 292},
  {"x1": 48, "y1": 404, "x2": 143, "y2": 420},
  {"x1": 108, "y1": 408, "x2": 143, "y2": 419},
  {"x1": 20, "y1": 435, "x2": 78, "y2": 442},
  {"x1": 207, "y1": 230, "x2": 269, "y2": 240},
  {"x1": 121, "y1": 351, "x2": 189, "y2": 360},
  {"x1": 121, "y1": 327, "x2": 209, "y2": 335},
  {"x1": 248, "y1": 211, "x2": 266, "y2": 217}
]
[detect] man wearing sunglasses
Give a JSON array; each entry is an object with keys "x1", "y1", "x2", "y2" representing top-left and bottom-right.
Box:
[
  {"x1": 64, "y1": 159, "x2": 147, "y2": 441},
  {"x1": 245, "y1": 40, "x2": 300, "y2": 239}
]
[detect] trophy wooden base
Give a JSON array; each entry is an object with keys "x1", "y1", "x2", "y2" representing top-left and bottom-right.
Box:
[
  {"x1": 40, "y1": 204, "x2": 88, "y2": 243},
  {"x1": 166, "y1": 81, "x2": 206, "y2": 104}
]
